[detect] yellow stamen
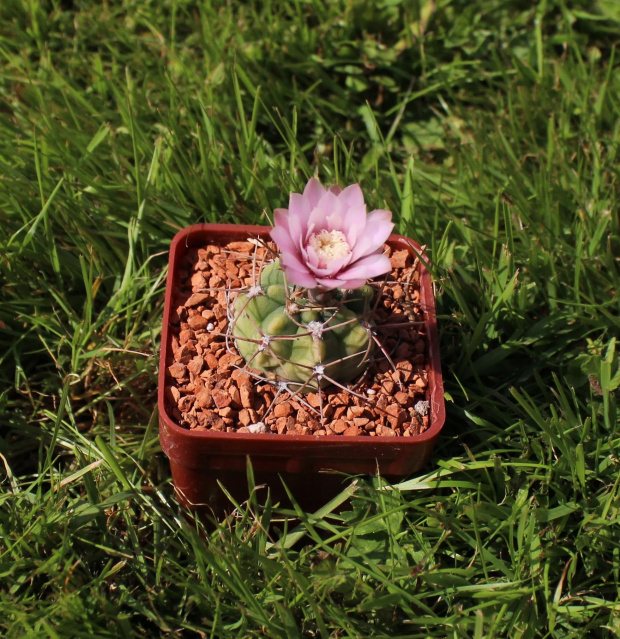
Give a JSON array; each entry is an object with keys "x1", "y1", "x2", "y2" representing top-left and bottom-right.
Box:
[{"x1": 308, "y1": 229, "x2": 351, "y2": 264}]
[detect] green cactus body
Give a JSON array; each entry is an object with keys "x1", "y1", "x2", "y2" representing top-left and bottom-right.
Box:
[{"x1": 232, "y1": 259, "x2": 374, "y2": 391}]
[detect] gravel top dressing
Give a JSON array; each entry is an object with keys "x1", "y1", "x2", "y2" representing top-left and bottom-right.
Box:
[{"x1": 165, "y1": 239, "x2": 431, "y2": 437}]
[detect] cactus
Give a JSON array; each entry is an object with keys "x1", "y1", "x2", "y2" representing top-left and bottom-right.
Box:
[
  {"x1": 228, "y1": 177, "x2": 396, "y2": 394},
  {"x1": 231, "y1": 259, "x2": 375, "y2": 391}
]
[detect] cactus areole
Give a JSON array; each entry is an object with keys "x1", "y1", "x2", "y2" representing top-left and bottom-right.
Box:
[{"x1": 231, "y1": 178, "x2": 394, "y2": 392}]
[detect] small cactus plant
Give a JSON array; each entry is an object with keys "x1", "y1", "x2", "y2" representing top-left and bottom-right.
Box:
[
  {"x1": 231, "y1": 259, "x2": 375, "y2": 391},
  {"x1": 229, "y1": 178, "x2": 395, "y2": 393}
]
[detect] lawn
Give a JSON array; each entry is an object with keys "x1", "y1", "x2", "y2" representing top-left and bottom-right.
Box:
[{"x1": 1, "y1": 0, "x2": 619, "y2": 636}]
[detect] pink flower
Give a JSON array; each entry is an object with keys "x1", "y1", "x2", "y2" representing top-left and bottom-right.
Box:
[{"x1": 270, "y1": 178, "x2": 394, "y2": 290}]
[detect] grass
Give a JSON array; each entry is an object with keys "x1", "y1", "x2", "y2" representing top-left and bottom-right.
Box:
[{"x1": 1, "y1": 0, "x2": 619, "y2": 636}]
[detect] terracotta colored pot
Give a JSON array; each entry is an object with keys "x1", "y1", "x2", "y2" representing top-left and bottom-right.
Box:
[{"x1": 158, "y1": 223, "x2": 445, "y2": 516}]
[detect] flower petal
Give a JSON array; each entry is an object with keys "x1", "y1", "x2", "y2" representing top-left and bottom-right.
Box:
[
  {"x1": 303, "y1": 178, "x2": 326, "y2": 209},
  {"x1": 325, "y1": 210, "x2": 343, "y2": 232},
  {"x1": 367, "y1": 208, "x2": 393, "y2": 224},
  {"x1": 308, "y1": 252, "x2": 352, "y2": 277},
  {"x1": 281, "y1": 264, "x2": 318, "y2": 288},
  {"x1": 270, "y1": 224, "x2": 295, "y2": 252},
  {"x1": 271, "y1": 228, "x2": 310, "y2": 272},
  {"x1": 287, "y1": 194, "x2": 309, "y2": 244},
  {"x1": 306, "y1": 206, "x2": 327, "y2": 239},
  {"x1": 272, "y1": 208, "x2": 292, "y2": 239},
  {"x1": 317, "y1": 189, "x2": 340, "y2": 217},
  {"x1": 342, "y1": 203, "x2": 367, "y2": 246},
  {"x1": 350, "y1": 212, "x2": 394, "y2": 261},
  {"x1": 304, "y1": 244, "x2": 321, "y2": 269},
  {"x1": 339, "y1": 252, "x2": 392, "y2": 281},
  {"x1": 315, "y1": 276, "x2": 367, "y2": 290},
  {"x1": 339, "y1": 183, "x2": 364, "y2": 209}
]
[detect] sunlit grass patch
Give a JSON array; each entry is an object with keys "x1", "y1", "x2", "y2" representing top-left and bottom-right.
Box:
[{"x1": 0, "y1": 0, "x2": 619, "y2": 636}]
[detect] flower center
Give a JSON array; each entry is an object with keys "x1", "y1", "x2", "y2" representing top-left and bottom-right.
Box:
[{"x1": 308, "y1": 229, "x2": 351, "y2": 265}]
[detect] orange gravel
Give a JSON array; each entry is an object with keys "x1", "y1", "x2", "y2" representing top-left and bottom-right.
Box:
[{"x1": 164, "y1": 240, "x2": 430, "y2": 437}]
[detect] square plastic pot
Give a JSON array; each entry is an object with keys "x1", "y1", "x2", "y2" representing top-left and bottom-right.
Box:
[{"x1": 159, "y1": 223, "x2": 445, "y2": 515}]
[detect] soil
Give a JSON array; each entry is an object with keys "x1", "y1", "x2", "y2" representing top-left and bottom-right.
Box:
[{"x1": 164, "y1": 239, "x2": 430, "y2": 437}]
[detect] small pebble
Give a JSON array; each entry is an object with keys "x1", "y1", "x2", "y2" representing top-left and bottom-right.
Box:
[{"x1": 247, "y1": 422, "x2": 266, "y2": 434}]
